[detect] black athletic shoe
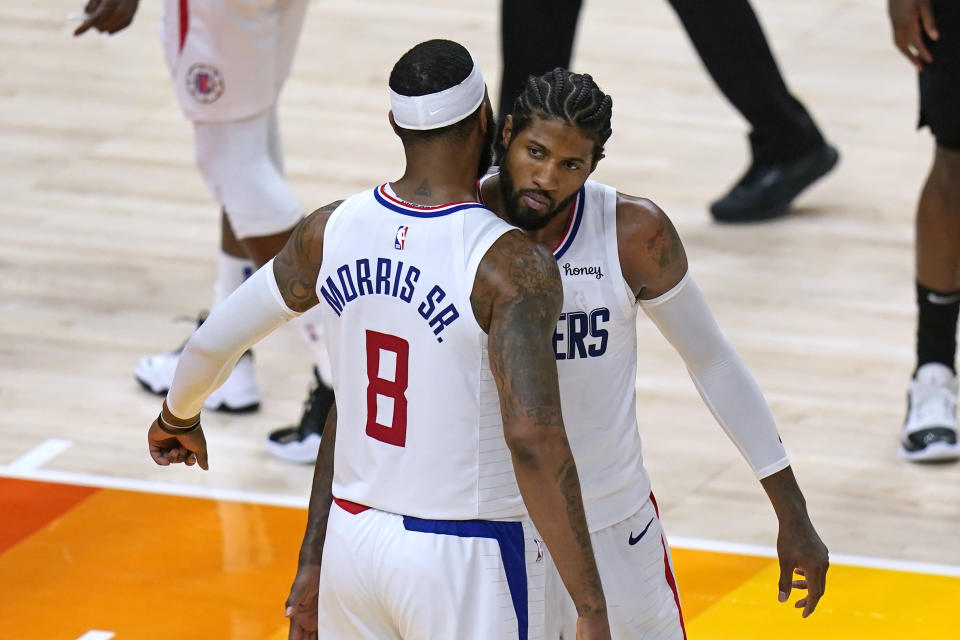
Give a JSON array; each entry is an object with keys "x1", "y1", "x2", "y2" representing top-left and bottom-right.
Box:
[
  {"x1": 267, "y1": 367, "x2": 334, "y2": 463},
  {"x1": 710, "y1": 143, "x2": 839, "y2": 223}
]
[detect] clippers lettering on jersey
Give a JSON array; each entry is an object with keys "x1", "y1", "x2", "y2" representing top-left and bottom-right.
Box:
[
  {"x1": 562, "y1": 262, "x2": 604, "y2": 280},
  {"x1": 553, "y1": 307, "x2": 610, "y2": 360},
  {"x1": 320, "y1": 258, "x2": 460, "y2": 343}
]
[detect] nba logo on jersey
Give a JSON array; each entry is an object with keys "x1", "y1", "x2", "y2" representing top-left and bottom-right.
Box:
[{"x1": 395, "y1": 225, "x2": 409, "y2": 250}]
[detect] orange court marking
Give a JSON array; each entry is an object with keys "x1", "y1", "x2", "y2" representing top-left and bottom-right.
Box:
[
  {"x1": 0, "y1": 480, "x2": 305, "y2": 640},
  {"x1": 1, "y1": 479, "x2": 958, "y2": 639},
  {"x1": 0, "y1": 477, "x2": 98, "y2": 555}
]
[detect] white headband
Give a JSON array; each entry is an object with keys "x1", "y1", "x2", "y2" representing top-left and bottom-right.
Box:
[{"x1": 390, "y1": 55, "x2": 485, "y2": 130}]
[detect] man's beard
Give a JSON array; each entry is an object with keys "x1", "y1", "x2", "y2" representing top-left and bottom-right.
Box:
[{"x1": 498, "y1": 150, "x2": 579, "y2": 231}]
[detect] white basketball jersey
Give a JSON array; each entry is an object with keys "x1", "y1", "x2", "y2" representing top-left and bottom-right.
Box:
[
  {"x1": 481, "y1": 176, "x2": 651, "y2": 531},
  {"x1": 316, "y1": 184, "x2": 522, "y2": 521},
  {"x1": 550, "y1": 180, "x2": 650, "y2": 531}
]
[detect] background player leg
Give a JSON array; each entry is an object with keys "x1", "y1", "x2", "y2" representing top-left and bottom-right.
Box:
[
  {"x1": 903, "y1": 145, "x2": 960, "y2": 461},
  {"x1": 134, "y1": 209, "x2": 261, "y2": 413},
  {"x1": 899, "y1": 0, "x2": 960, "y2": 462},
  {"x1": 136, "y1": 110, "x2": 307, "y2": 413},
  {"x1": 497, "y1": 0, "x2": 837, "y2": 222},
  {"x1": 216, "y1": 211, "x2": 256, "y2": 308},
  {"x1": 665, "y1": 0, "x2": 839, "y2": 222},
  {"x1": 497, "y1": 0, "x2": 582, "y2": 158}
]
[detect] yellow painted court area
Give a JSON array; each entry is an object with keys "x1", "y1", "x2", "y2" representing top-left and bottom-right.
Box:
[
  {"x1": 674, "y1": 550, "x2": 960, "y2": 639},
  {"x1": 0, "y1": 478, "x2": 956, "y2": 639}
]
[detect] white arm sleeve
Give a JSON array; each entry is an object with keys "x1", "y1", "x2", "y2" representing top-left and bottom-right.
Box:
[
  {"x1": 640, "y1": 273, "x2": 789, "y2": 478},
  {"x1": 165, "y1": 259, "x2": 301, "y2": 418}
]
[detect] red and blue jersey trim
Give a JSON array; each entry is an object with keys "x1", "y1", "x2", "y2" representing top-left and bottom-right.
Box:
[
  {"x1": 374, "y1": 184, "x2": 486, "y2": 218},
  {"x1": 178, "y1": 0, "x2": 189, "y2": 53},
  {"x1": 552, "y1": 186, "x2": 585, "y2": 260}
]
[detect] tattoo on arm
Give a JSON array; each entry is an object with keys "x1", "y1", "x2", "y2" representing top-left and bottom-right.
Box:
[
  {"x1": 273, "y1": 201, "x2": 343, "y2": 313},
  {"x1": 647, "y1": 214, "x2": 685, "y2": 276},
  {"x1": 483, "y1": 235, "x2": 564, "y2": 426},
  {"x1": 477, "y1": 233, "x2": 606, "y2": 616},
  {"x1": 617, "y1": 195, "x2": 688, "y2": 300}
]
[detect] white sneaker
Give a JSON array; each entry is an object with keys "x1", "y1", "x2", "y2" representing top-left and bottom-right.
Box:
[
  {"x1": 901, "y1": 362, "x2": 960, "y2": 462},
  {"x1": 135, "y1": 350, "x2": 261, "y2": 413}
]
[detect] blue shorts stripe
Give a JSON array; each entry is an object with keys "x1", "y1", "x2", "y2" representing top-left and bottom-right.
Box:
[{"x1": 402, "y1": 517, "x2": 528, "y2": 640}]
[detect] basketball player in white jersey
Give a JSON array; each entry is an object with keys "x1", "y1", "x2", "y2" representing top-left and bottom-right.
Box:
[
  {"x1": 280, "y1": 69, "x2": 829, "y2": 639},
  {"x1": 75, "y1": 0, "x2": 335, "y2": 440},
  {"x1": 472, "y1": 68, "x2": 829, "y2": 638},
  {"x1": 145, "y1": 41, "x2": 611, "y2": 639}
]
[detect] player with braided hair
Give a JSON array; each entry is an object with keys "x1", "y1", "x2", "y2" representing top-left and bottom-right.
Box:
[
  {"x1": 510, "y1": 69, "x2": 612, "y2": 161},
  {"x1": 478, "y1": 68, "x2": 829, "y2": 638}
]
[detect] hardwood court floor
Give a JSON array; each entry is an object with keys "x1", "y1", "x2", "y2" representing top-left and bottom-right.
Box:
[{"x1": 1, "y1": 0, "x2": 959, "y2": 637}]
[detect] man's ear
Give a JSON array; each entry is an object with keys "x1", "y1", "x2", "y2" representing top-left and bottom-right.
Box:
[
  {"x1": 501, "y1": 114, "x2": 514, "y2": 148},
  {"x1": 479, "y1": 101, "x2": 490, "y2": 135},
  {"x1": 388, "y1": 111, "x2": 401, "y2": 136}
]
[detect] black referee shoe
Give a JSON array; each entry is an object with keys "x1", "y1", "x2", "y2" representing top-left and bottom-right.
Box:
[
  {"x1": 267, "y1": 368, "x2": 334, "y2": 463},
  {"x1": 710, "y1": 143, "x2": 839, "y2": 223}
]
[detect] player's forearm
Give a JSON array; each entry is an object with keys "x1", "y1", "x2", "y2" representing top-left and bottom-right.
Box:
[
  {"x1": 166, "y1": 261, "x2": 300, "y2": 417},
  {"x1": 760, "y1": 466, "x2": 813, "y2": 525},
  {"x1": 508, "y1": 425, "x2": 606, "y2": 618},
  {"x1": 298, "y1": 405, "x2": 337, "y2": 567}
]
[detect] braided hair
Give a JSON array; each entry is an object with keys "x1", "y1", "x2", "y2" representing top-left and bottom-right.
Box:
[{"x1": 510, "y1": 68, "x2": 612, "y2": 160}]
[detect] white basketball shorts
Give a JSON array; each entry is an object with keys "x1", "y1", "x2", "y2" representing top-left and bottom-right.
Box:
[
  {"x1": 317, "y1": 499, "x2": 546, "y2": 640},
  {"x1": 161, "y1": 0, "x2": 308, "y2": 122},
  {"x1": 545, "y1": 494, "x2": 686, "y2": 639}
]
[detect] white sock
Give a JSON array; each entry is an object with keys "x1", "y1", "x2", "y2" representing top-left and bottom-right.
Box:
[
  {"x1": 290, "y1": 308, "x2": 332, "y2": 386},
  {"x1": 212, "y1": 251, "x2": 255, "y2": 309}
]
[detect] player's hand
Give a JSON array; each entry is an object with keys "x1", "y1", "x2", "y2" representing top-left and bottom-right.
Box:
[
  {"x1": 147, "y1": 418, "x2": 209, "y2": 470},
  {"x1": 776, "y1": 518, "x2": 828, "y2": 618},
  {"x1": 888, "y1": 0, "x2": 939, "y2": 70},
  {"x1": 576, "y1": 613, "x2": 611, "y2": 640},
  {"x1": 74, "y1": 0, "x2": 140, "y2": 36},
  {"x1": 285, "y1": 564, "x2": 321, "y2": 640}
]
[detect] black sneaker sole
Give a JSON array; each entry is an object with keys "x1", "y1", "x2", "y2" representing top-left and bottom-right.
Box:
[
  {"x1": 899, "y1": 441, "x2": 960, "y2": 463},
  {"x1": 204, "y1": 401, "x2": 261, "y2": 414},
  {"x1": 137, "y1": 378, "x2": 260, "y2": 414},
  {"x1": 136, "y1": 377, "x2": 167, "y2": 397}
]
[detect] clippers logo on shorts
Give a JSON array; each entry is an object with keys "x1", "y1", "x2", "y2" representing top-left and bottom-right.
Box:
[
  {"x1": 395, "y1": 225, "x2": 409, "y2": 250},
  {"x1": 186, "y1": 64, "x2": 224, "y2": 104}
]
